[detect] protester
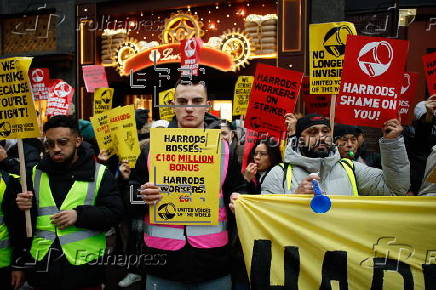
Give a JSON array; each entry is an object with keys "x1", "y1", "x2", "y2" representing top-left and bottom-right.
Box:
[
  {"x1": 15, "y1": 115, "x2": 124, "y2": 290},
  {"x1": 0, "y1": 138, "x2": 43, "y2": 177},
  {"x1": 406, "y1": 97, "x2": 436, "y2": 194},
  {"x1": 128, "y1": 77, "x2": 247, "y2": 289},
  {"x1": 230, "y1": 113, "x2": 409, "y2": 206},
  {"x1": 243, "y1": 139, "x2": 283, "y2": 195},
  {"x1": 334, "y1": 124, "x2": 361, "y2": 160},
  {"x1": 0, "y1": 169, "x2": 25, "y2": 290},
  {"x1": 419, "y1": 144, "x2": 436, "y2": 196}
]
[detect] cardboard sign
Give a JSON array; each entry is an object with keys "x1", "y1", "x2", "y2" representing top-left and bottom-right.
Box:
[
  {"x1": 90, "y1": 111, "x2": 116, "y2": 157},
  {"x1": 232, "y1": 76, "x2": 254, "y2": 116},
  {"x1": 422, "y1": 52, "x2": 436, "y2": 96},
  {"x1": 0, "y1": 57, "x2": 40, "y2": 139},
  {"x1": 149, "y1": 128, "x2": 221, "y2": 225},
  {"x1": 107, "y1": 105, "x2": 140, "y2": 168},
  {"x1": 93, "y1": 88, "x2": 114, "y2": 115},
  {"x1": 237, "y1": 194, "x2": 436, "y2": 289},
  {"x1": 245, "y1": 63, "x2": 303, "y2": 138},
  {"x1": 309, "y1": 22, "x2": 357, "y2": 94},
  {"x1": 336, "y1": 35, "x2": 409, "y2": 128},
  {"x1": 301, "y1": 76, "x2": 331, "y2": 117},
  {"x1": 29, "y1": 68, "x2": 50, "y2": 100},
  {"x1": 46, "y1": 79, "x2": 74, "y2": 116},
  {"x1": 158, "y1": 88, "x2": 175, "y2": 121},
  {"x1": 82, "y1": 65, "x2": 109, "y2": 93},
  {"x1": 180, "y1": 37, "x2": 201, "y2": 76},
  {"x1": 398, "y1": 72, "x2": 419, "y2": 125}
]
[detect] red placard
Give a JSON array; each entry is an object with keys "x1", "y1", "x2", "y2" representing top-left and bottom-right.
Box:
[
  {"x1": 244, "y1": 63, "x2": 303, "y2": 138},
  {"x1": 335, "y1": 35, "x2": 409, "y2": 128},
  {"x1": 422, "y1": 52, "x2": 436, "y2": 96},
  {"x1": 301, "y1": 76, "x2": 331, "y2": 117},
  {"x1": 29, "y1": 68, "x2": 50, "y2": 100},
  {"x1": 180, "y1": 37, "x2": 202, "y2": 76},
  {"x1": 82, "y1": 65, "x2": 109, "y2": 93},
  {"x1": 398, "y1": 72, "x2": 419, "y2": 125},
  {"x1": 46, "y1": 79, "x2": 74, "y2": 116}
]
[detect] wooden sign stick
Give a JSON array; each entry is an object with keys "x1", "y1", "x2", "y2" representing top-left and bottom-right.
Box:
[
  {"x1": 329, "y1": 94, "x2": 336, "y2": 138},
  {"x1": 17, "y1": 139, "x2": 32, "y2": 237}
]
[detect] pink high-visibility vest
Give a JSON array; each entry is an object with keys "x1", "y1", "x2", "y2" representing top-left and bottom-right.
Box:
[{"x1": 144, "y1": 140, "x2": 230, "y2": 250}]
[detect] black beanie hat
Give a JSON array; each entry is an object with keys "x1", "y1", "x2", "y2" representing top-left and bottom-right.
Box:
[
  {"x1": 333, "y1": 124, "x2": 361, "y2": 140},
  {"x1": 295, "y1": 114, "x2": 329, "y2": 138}
]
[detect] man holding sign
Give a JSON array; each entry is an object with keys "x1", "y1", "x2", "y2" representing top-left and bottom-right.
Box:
[{"x1": 129, "y1": 77, "x2": 247, "y2": 289}]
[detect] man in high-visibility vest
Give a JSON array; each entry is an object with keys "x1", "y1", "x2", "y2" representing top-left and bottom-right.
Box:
[
  {"x1": 129, "y1": 77, "x2": 247, "y2": 289},
  {"x1": 0, "y1": 170, "x2": 25, "y2": 290},
  {"x1": 16, "y1": 115, "x2": 124, "y2": 290}
]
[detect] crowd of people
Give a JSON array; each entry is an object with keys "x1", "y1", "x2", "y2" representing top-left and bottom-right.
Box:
[{"x1": 0, "y1": 77, "x2": 435, "y2": 290}]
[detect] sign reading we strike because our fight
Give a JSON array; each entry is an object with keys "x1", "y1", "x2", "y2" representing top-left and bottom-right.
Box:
[
  {"x1": 335, "y1": 35, "x2": 409, "y2": 128},
  {"x1": 149, "y1": 128, "x2": 221, "y2": 225}
]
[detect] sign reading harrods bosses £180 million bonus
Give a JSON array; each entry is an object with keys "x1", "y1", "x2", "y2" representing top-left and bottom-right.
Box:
[{"x1": 149, "y1": 128, "x2": 221, "y2": 225}]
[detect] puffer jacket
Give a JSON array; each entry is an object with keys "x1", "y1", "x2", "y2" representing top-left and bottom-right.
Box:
[
  {"x1": 261, "y1": 136, "x2": 410, "y2": 196},
  {"x1": 419, "y1": 145, "x2": 436, "y2": 196}
]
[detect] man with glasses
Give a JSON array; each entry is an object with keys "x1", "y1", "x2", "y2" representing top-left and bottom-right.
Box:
[
  {"x1": 129, "y1": 77, "x2": 247, "y2": 290},
  {"x1": 16, "y1": 115, "x2": 124, "y2": 290}
]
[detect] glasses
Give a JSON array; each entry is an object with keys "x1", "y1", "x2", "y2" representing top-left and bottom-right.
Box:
[
  {"x1": 254, "y1": 151, "x2": 268, "y2": 157},
  {"x1": 44, "y1": 138, "x2": 72, "y2": 148}
]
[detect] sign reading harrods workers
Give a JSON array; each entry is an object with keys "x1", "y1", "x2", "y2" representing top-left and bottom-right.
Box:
[
  {"x1": 82, "y1": 65, "x2": 109, "y2": 93},
  {"x1": 0, "y1": 57, "x2": 39, "y2": 139},
  {"x1": 159, "y1": 88, "x2": 175, "y2": 121},
  {"x1": 90, "y1": 110, "x2": 116, "y2": 157},
  {"x1": 46, "y1": 79, "x2": 74, "y2": 116},
  {"x1": 232, "y1": 76, "x2": 254, "y2": 116},
  {"x1": 301, "y1": 76, "x2": 331, "y2": 117},
  {"x1": 180, "y1": 37, "x2": 201, "y2": 76},
  {"x1": 93, "y1": 88, "x2": 114, "y2": 115},
  {"x1": 399, "y1": 72, "x2": 419, "y2": 125},
  {"x1": 107, "y1": 105, "x2": 140, "y2": 168},
  {"x1": 422, "y1": 52, "x2": 436, "y2": 96},
  {"x1": 149, "y1": 128, "x2": 221, "y2": 225},
  {"x1": 336, "y1": 35, "x2": 409, "y2": 128},
  {"x1": 29, "y1": 68, "x2": 50, "y2": 100},
  {"x1": 245, "y1": 63, "x2": 303, "y2": 139},
  {"x1": 236, "y1": 195, "x2": 436, "y2": 289},
  {"x1": 309, "y1": 22, "x2": 357, "y2": 94}
]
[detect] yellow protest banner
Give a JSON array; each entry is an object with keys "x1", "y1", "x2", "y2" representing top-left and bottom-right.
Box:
[
  {"x1": 90, "y1": 111, "x2": 116, "y2": 157},
  {"x1": 309, "y1": 22, "x2": 356, "y2": 94},
  {"x1": 107, "y1": 105, "x2": 140, "y2": 168},
  {"x1": 0, "y1": 57, "x2": 39, "y2": 139},
  {"x1": 232, "y1": 76, "x2": 254, "y2": 116},
  {"x1": 93, "y1": 88, "x2": 114, "y2": 115},
  {"x1": 149, "y1": 128, "x2": 221, "y2": 225},
  {"x1": 236, "y1": 195, "x2": 436, "y2": 289},
  {"x1": 159, "y1": 88, "x2": 175, "y2": 121}
]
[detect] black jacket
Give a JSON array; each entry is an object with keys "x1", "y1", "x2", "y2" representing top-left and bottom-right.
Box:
[
  {"x1": 127, "y1": 115, "x2": 247, "y2": 283},
  {"x1": 0, "y1": 138, "x2": 42, "y2": 177},
  {"x1": 25, "y1": 142, "x2": 124, "y2": 290}
]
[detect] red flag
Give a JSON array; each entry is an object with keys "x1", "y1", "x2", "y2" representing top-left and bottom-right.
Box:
[
  {"x1": 46, "y1": 79, "x2": 74, "y2": 116},
  {"x1": 422, "y1": 52, "x2": 436, "y2": 96},
  {"x1": 301, "y1": 76, "x2": 331, "y2": 117},
  {"x1": 29, "y1": 68, "x2": 50, "y2": 100},
  {"x1": 180, "y1": 37, "x2": 202, "y2": 76},
  {"x1": 398, "y1": 72, "x2": 419, "y2": 125}
]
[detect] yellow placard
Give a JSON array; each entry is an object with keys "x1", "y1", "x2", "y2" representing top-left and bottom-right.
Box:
[
  {"x1": 0, "y1": 57, "x2": 39, "y2": 139},
  {"x1": 93, "y1": 88, "x2": 114, "y2": 115},
  {"x1": 159, "y1": 88, "x2": 175, "y2": 121},
  {"x1": 232, "y1": 76, "x2": 254, "y2": 116},
  {"x1": 149, "y1": 128, "x2": 221, "y2": 225},
  {"x1": 90, "y1": 111, "x2": 116, "y2": 157},
  {"x1": 236, "y1": 194, "x2": 436, "y2": 289},
  {"x1": 107, "y1": 105, "x2": 140, "y2": 168},
  {"x1": 309, "y1": 22, "x2": 356, "y2": 94}
]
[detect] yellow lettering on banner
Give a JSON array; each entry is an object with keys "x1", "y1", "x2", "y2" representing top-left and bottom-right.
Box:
[
  {"x1": 90, "y1": 111, "x2": 116, "y2": 157},
  {"x1": 236, "y1": 195, "x2": 436, "y2": 289},
  {"x1": 232, "y1": 76, "x2": 254, "y2": 116},
  {"x1": 93, "y1": 88, "x2": 114, "y2": 115},
  {"x1": 0, "y1": 57, "x2": 40, "y2": 139},
  {"x1": 149, "y1": 128, "x2": 221, "y2": 225},
  {"x1": 309, "y1": 22, "x2": 357, "y2": 94},
  {"x1": 107, "y1": 105, "x2": 140, "y2": 168},
  {"x1": 159, "y1": 88, "x2": 175, "y2": 121}
]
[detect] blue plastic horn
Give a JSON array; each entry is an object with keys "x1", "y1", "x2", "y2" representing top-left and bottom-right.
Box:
[{"x1": 310, "y1": 177, "x2": 331, "y2": 213}]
